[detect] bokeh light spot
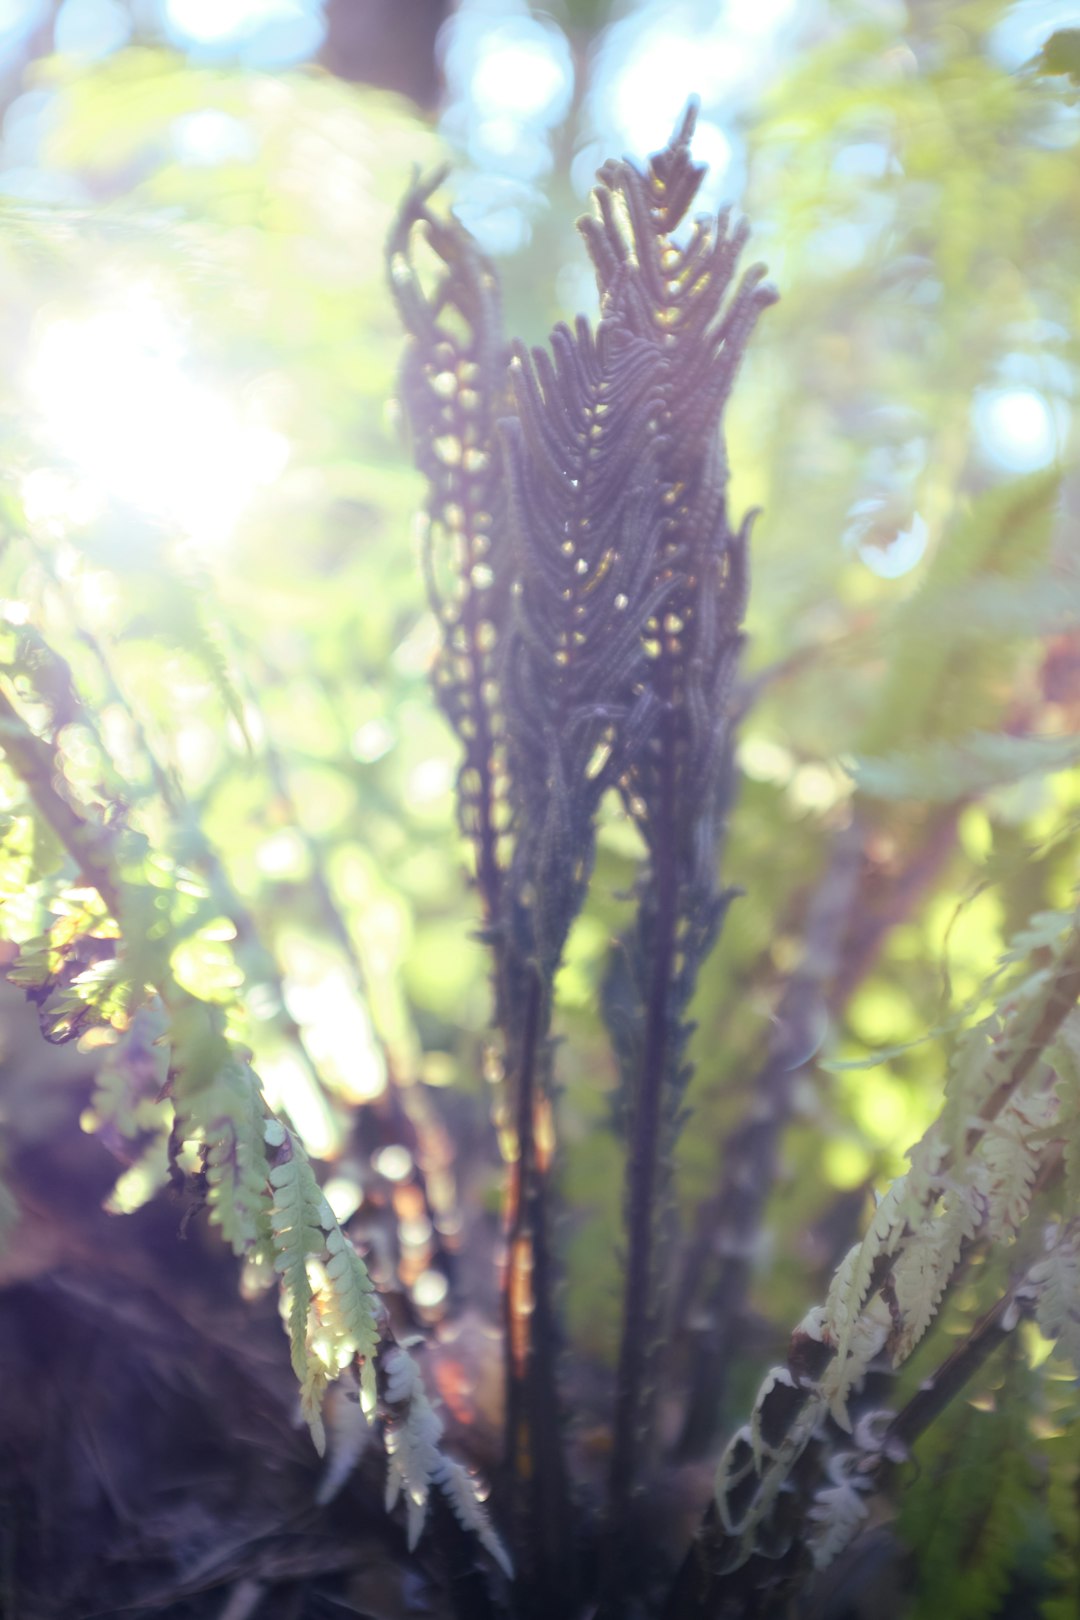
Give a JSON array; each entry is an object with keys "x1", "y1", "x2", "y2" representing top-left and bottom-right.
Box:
[
  {"x1": 0, "y1": 0, "x2": 47, "y2": 48},
  {"x1": 606, "y1": 29, "x2": 749, "y2": 157},
  {"x1": 172, "y1": 108, "x2": 257, "y2": 166},
  {"x1": 374, "y1": 1144, "x2": 413, "y2": 1182},
  {"x1": 822, "y1": 1136, "x2": 871, "y2": 1190},
  {"x1": 162, "y1": 0, "x2": 325, "y2": 65},
  {"x1": 414, "y1": 1269, "x2": 449, "y2": 1309},
  {"x1": 54, "y1": 0, "x2": 131, "y2": 58},
  {"x1": 972, "y1": 386, "x2": 1063, "y2": 472},
  {"x1": 469, "y1": 21, "x2": 571, "y2": 125}
]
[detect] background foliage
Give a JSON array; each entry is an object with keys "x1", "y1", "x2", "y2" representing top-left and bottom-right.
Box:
[{"x1": 0, "y1": 1, "x2": 1078, "y2": 1616}]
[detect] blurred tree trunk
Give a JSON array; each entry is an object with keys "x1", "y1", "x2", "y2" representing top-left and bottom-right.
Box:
[{"x1": 320, "y1": 0, "x2": 450, "y2": 107}]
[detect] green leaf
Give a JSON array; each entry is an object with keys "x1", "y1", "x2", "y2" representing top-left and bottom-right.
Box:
[
  {"x1": 899, "y1": 1363, "x2": 1040, "y2": 1620},
  {"x1": 858, "y1": 471, "x2": 1061, "y2": 759},
  {"x1": 1038, "y1": 29, "x2": 1080, "y2": 85},
  {"x1": 268, "y1": 1141, "x2": 328, "y2": 1383},
  {"x1": 853, "y1": 731, "x2": 1080, "y2": 802},
  {"x1": 199, "y1": 1058, "x2": 273, "y2": 1258},
  {"x1": 1031, "y1": 1225, "x2": 1080, "y2": 1369},
  {"x1": 324, "y1": 1224, "x2": 379, "y2": 1406}
]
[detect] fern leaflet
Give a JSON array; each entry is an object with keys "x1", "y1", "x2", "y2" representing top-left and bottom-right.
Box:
[{"x1": 382, "y1": 1344, "x2": 511, "y2": 1577}]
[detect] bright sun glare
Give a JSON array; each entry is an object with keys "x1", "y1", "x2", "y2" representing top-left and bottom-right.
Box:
[
  {"x1": 26, "y1": 289, "x2": 289, "y2": 541},
  {"x1": 973, "y1": 385, "x2": 1062, "y2": 473}
]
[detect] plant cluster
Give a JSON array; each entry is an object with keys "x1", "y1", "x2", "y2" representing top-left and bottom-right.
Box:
[
  {"x1": 1, "y1": 87, "x2": 1079, "y2": 1620},
  {"x1": 388, "y1": 106, "x2": 1080, "y2": 1620}
]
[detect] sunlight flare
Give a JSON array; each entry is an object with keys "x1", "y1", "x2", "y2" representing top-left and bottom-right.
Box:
[{"x1": 26, "y1": 289, "x2": 289, "y2": 541}]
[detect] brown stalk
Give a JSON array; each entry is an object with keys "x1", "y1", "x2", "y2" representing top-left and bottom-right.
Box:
[{"x1": 501, "y1": 965, "x2": 574, "y2": 1617}]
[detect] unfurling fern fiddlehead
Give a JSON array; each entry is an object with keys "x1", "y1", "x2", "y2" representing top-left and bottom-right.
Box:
[
  {"x1": 391, "y1": 104, "x2": 776, "y2": 1614},
  {"x1": 574, "y1": 115, "x2": 778, "y2": 1604}
]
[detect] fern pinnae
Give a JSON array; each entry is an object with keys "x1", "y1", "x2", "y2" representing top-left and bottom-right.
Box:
[
  {"x1": 1052, "y1": 1014, "x2": 1080, "y2": 1207},
  {"x1": 382, "y1": 1343, "x2": 511, "y2": 1579},
  {"x1": 324, "y1": 1221, "x2": 380, "y2": 1406},
  {"x1": 387, "y1": 174, "x2": 509, "y2": 930},
  {"x1": 806, "y1": 1450, "x2": 873, "y2": 1571},
  {"x1": 315, "y1": 1368, "x2": 372, "y2": 1506},
  {"x1": 1030, "y1": 1219, "x2": 1080, "y2": 1368},
  {"x1": 830, "y1": 1177, "x2": 910, "y2": 1372},
  {"x1": 197, "y1": 1057, "x2": 273, "y2": 1258},
  {"x1": 982, "y1": 1104, "x2": 1043, "y2": 1242},
  {"x1": 891, "y1": 1181, "x2": 982, "y2": 1361},
  {"x1": 268, "y1": 1130, "x2": 326, "y2": 1381}
]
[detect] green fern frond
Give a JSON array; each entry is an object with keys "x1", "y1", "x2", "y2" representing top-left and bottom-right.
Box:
[
  {"x1": 1051, "y1": 1015, "x2": 1080, "y2": 1210},
  {"x1": 187, "y1": 1056, "x2": 274, "y2": 1257},
  {"x1": 892, "y1": 1183, "x2": 982, "y2": 1360},
  {"x1": 268, "y1": 1134, "x2": 327, "y2": 1382},
  {"x1": 1031, "y1": 1222, "x2": 1080, "y2": 1368},
  {"x1": 859, "y1": 469, "x2": 1061, "y2": 758},
  {"x1": 382, "y1": 1344, "x2": 511, "y2": 1577},
  {"x1": 983, "y1": 1101, "x2": 1046, "y2": 1242},
  {"x1": 300, "y1": 1354, "x2": 332, "y2": 1459},
  {"x1": 827, "y1": 1180, "x2": 908, "y2": 1370},
  {"x1": 324, "y1": 1223, "x2": 380, "y2": 1406},
  {"x1": 854, "y1": 729, "x2": 1080, "y2": 802}
]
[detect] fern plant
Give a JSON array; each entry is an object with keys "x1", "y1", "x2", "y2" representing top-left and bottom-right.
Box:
[
  {"x1": 391, "y1": 103, "x2": 777, "y2": 1613},
  {"x1": 0, "y1": 541, "x2": 509, "y2": 1585},
  {"x1": 1, "y1": 94, "x2": 1079, "y2": 1620},
  {"x1": 667, "y1": 912, "x2": 1080, "y2": 1617}
]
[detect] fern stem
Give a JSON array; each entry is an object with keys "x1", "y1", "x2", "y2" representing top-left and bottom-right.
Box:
[
  {"x1": 605, "y1": 700, "x2": 679, "y2": 1593},
  {"x1": 503, "y1": 966, "x2": 574, "y2": 1616},
  {"x1": 0, "y1": 682, "x2": 121, "y2": 915},
  {"x1": 503, "y1": 966, "x2": 540, "y2": 1467},
  {"x1": 888, "y1": 1281, "x2": 1026, "y2": 1456},
  {"x1": 460, "y1": 535, "x2": 504, "y2": 934},
  {"x1": 672, "y1": 827, "x2": 862, "y2": 1461}
]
